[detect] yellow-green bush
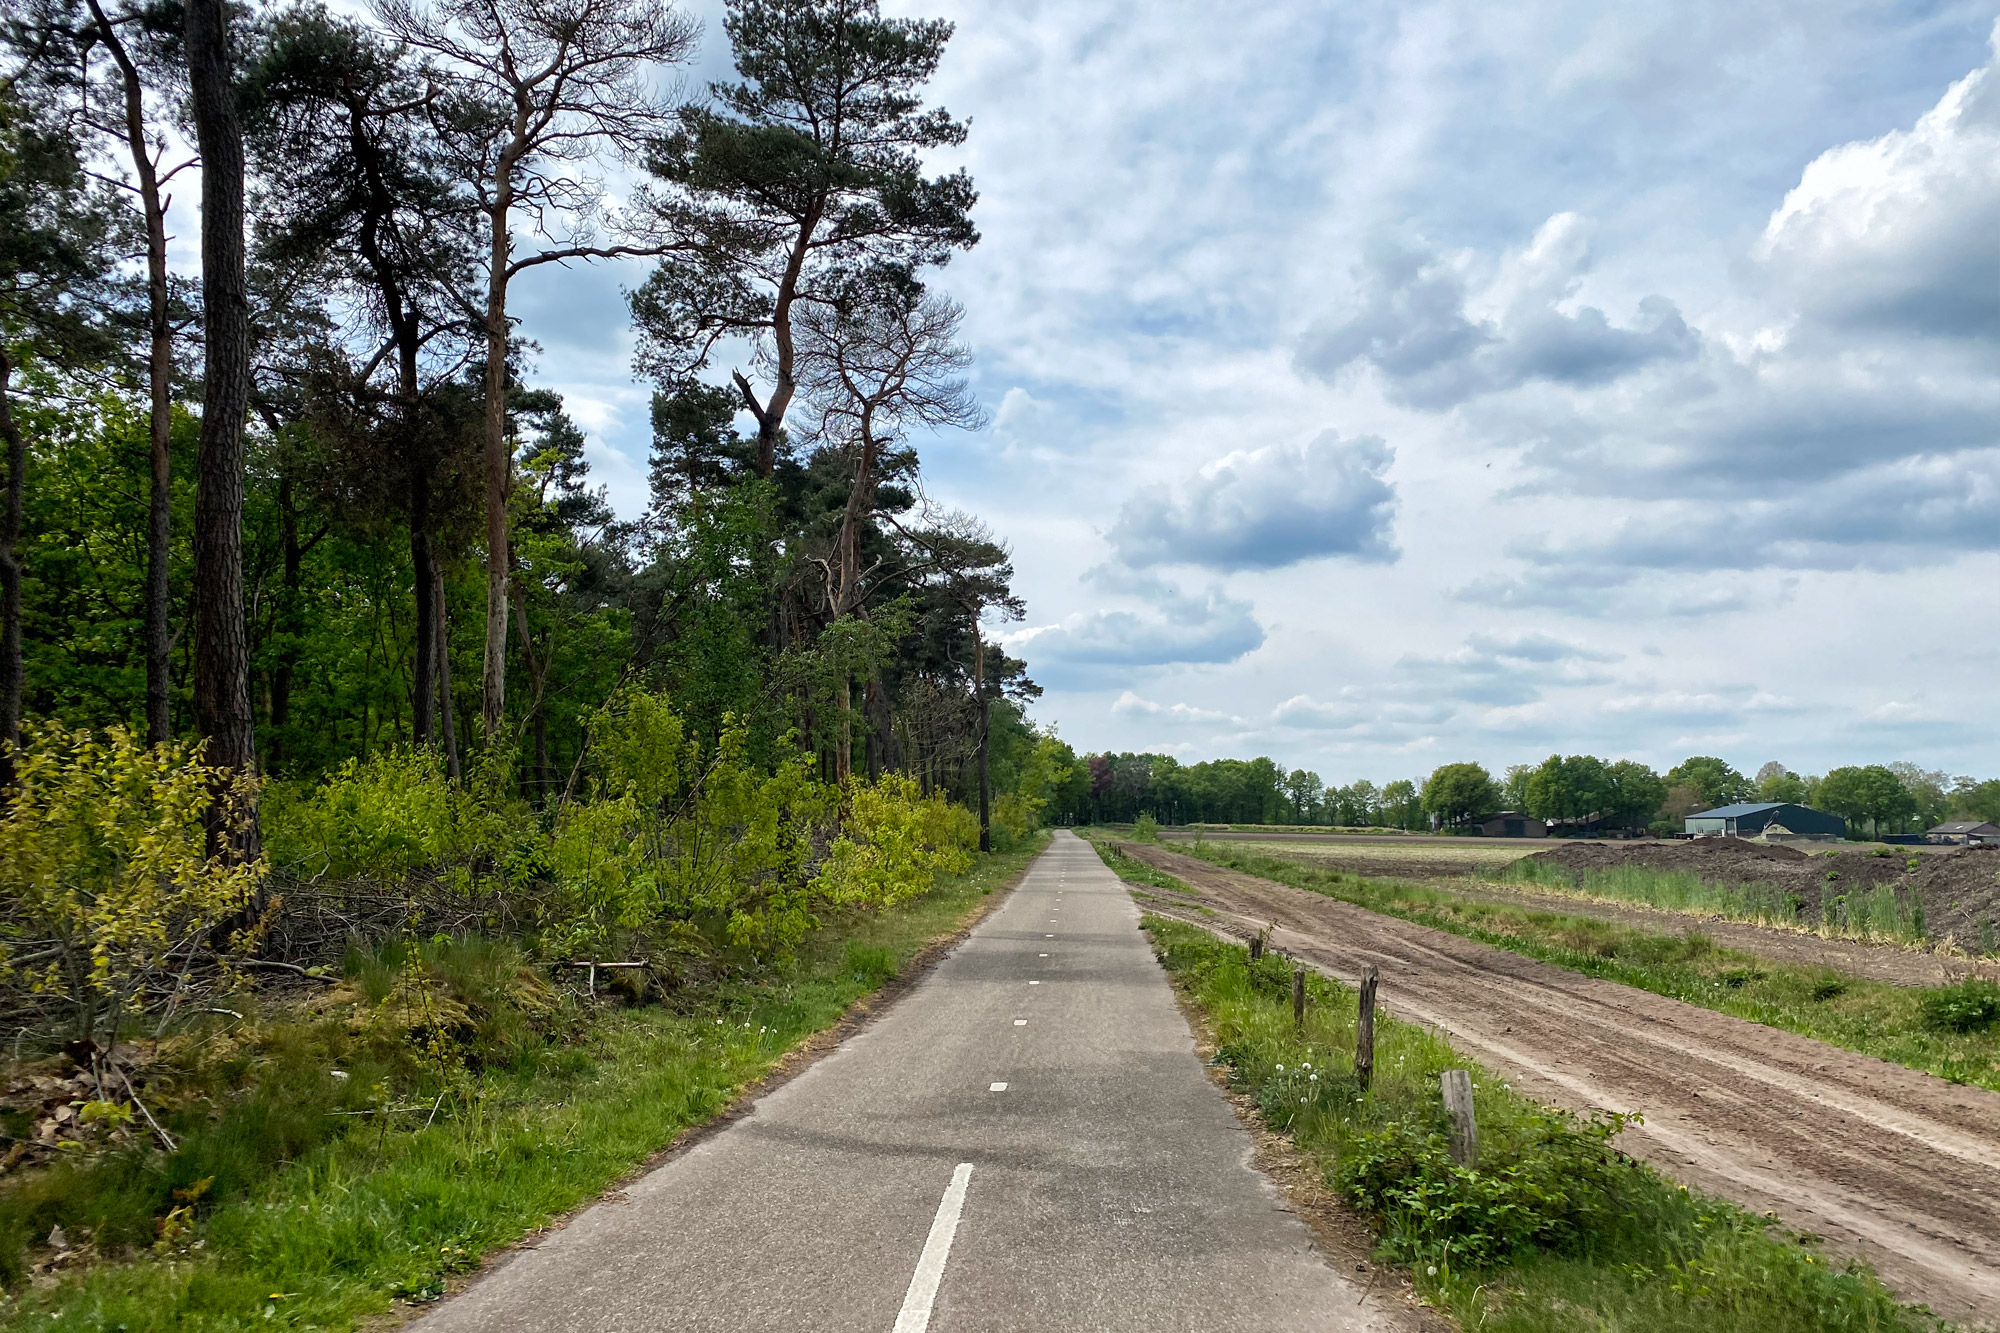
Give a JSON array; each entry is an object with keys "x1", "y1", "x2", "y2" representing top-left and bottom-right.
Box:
[
  {"x1": 0, "y1": 723, "x2": 263, "y2": 1043},
  {"x1": 265, "y1": 743, "x2": 541, "y2": 892},
  {"x1": 546, "y1": 690, "x2": 837, "y2": 964},
  {"x1": 815, "y1": 773, "x2": 977, "y2": 911}
]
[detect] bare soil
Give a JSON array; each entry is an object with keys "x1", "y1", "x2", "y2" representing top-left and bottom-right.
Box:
[
  {"x1": 1528, "y1": 838, "x2": 2000, "y2": 953},
  {"x1": 1119, "y1": 841, "x2": 2000, "y2": 1328}
]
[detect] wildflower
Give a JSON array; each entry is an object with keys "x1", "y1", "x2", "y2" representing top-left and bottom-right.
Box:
[
  {"x1": 1276, "y1": 1064, "x2": 1284, "y2": 1071},
  {"x1": 1426, "y1": 1265, "x2": 1437, "y2": 1276}
]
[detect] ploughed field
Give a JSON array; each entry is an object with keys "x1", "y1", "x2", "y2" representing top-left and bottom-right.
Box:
[{"x1": 1116, "y1": 840, "x2": 2000, "y2": 1328}]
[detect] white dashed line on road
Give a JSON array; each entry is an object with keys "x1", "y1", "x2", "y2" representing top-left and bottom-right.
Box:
[{"x1": 892, "y1": 1163, "x2": 974, "y2": 1333}]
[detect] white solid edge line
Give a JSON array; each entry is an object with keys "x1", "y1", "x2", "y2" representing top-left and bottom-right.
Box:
[{"x1": 892, "y1": 1162, "x2": 975, "y2": 1333}]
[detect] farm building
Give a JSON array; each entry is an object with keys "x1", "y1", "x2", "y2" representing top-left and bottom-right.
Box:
[
  {"x1": 1927, "y1": 821, "x2": 2000, "y2": 845},
  {"x1": 1468, "y1": 811, "x2": 1547, "y2": 838},
  {"x1": 1686, "y1": 802, "x2": 1844, "y2": 840}
]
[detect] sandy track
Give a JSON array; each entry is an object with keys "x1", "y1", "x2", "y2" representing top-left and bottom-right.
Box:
[{"x1": 1119, "y1": 842, "x2": 2000, "y2": 1327}]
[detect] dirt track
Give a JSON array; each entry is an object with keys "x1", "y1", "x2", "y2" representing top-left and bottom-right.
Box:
[{"x1": 1119, "y1": 841, "x2": 2000, "y2": 1327}]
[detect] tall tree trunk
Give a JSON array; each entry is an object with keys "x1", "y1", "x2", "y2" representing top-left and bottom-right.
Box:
[
  {"x1": 266, "y1": 475, "x2": 302, "y2": 771},
  {"x1": 509, "y1": 584, "x2": 548, "y2": 802},
  {"x1": 479, "y1": 171, "x2": 514, "y2": 740},
  {"x1": 974, "y1": 624, "x2": 989, "y2": 853},
  {"x1": 410, "y1": 463, "x2": 435, "y2": 747},
  {"x1": 829, "y1": 430, "x2": 878, "y2": 785},
  {"x1": 434, "y1": 564, "x2": 460, "y2": 782},
  {"x1": 89, "y1": 0, "x2": 176, "y2": 746},
  {"x1": 0, "y1": 353, "x2": 24, "y2": 792},
  {"x1": 186, "y1": 0, "x2": 257, "y2": 849},
  {"x1": 863, "y1": 672, "x2": 897, "y2": 779},
  {"x1": 835, "y1": 676, "x2": 852, "y2": 783}
]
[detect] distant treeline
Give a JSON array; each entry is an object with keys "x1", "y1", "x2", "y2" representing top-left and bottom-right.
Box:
[{"x1": 1066, "y1": 751, "x2": 2000, "y2": 838}]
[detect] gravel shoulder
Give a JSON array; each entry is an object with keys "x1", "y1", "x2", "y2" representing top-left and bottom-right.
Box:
[{"x1": 1120, "y1": 841, "x2": 2000, "y2": 1329}]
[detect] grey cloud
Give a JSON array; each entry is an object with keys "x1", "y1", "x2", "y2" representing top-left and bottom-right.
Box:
[
  {"x1": 1106, "y1": 430, "x2": 1398, "y2": 572},
  {"x1": 1009, "y1": 579, "x2": 1264, "y2": 671},
  {"x1": 1599, "y1": 688, "x2": 1803, "y2": 728},
  {"x1": 1296, "y1": 226, "x2": 1698, "y2": 409},
  {"x1": 1456, "y1": 568, "x2": 1771, "y2": 619},
  {"x1": 1271, "y1": 690, "x2": 1454, "y2": 736},
  {"x1": 1483, "y1": 35, "x2": 2000, "y2": 584},
  {"x1": 1511, "y1": 448, "x2": 2000, "y2": 581},
  {"x1": 1463, "y1": 632, "x2": 1619, "y2": 664},
  {"x1": 1394, "y1": 634, "x2": 1617, "y2": 708}
]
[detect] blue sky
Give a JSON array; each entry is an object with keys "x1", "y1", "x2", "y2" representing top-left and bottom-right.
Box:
[{"x1": 467, "y1": 1, "x2": 2000, "y2": 784}]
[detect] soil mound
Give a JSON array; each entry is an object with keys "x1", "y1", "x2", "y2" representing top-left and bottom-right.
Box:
[
  {"x1": 1527, "y1": 838, "x2": 2000, "y2": 951},
  {"x1": 1911, "y1": 844, "x2": 2000, "y2": 949},
  {"x1": 1533, "y1": 837, "x2": 1807, "y2": 875}
]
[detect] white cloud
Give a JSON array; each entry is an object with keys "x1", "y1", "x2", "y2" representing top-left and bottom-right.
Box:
[
  {"x1": 1110, "y1": 691, "x2": 1244, "y2": 725},
  {"x1": 1758, "y1": 28, "x2": 2000, "y2": 339},
  {"x1": 1105, "y1": 430, "x2": 1398, "y2": 571},
  {"x1": 1004, "y1": 578, "x2": 1264, "y2": 680}
]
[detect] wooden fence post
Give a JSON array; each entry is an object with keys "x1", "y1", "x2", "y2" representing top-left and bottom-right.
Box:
[
  {"x1": 1249, "y1": 934, "x2": 1263, "y2": 962},
  {"x1": 1356, "y1": 965, "x2": 1378, "y2": 1090},
  {"x1": 1292, "y1": 966, "x2": 1306, "y2": 1028},
  {"x1": 1440, "y1": 1069, "x2": 1478, "y2": 1167}
]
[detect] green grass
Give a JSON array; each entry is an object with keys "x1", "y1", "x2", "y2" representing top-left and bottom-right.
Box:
[
  {"x1": 0, "y1": 835, "x2": 1047, "y2": 1333},
  {"x1": 1144, "y1": 918, "x2": 1951, "y2": 1332},
  {"x1": 1155, "y1": 841, "x2": 2000, "y2": 1093},
  {"x1": 1496, "y1": 858, "x2": 1928, "y2": 944},
  {"x1": 1087, "y1": 836, "x2": 1195, "y2": 894}
]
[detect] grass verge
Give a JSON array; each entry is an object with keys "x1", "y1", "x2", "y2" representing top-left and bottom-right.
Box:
[
  {"x1": 0, "y1": 835, "x2": 1048, "y2": 1333},
  {"x1": 1089, "y1": 838, "x2": 1196, "y2": 897},
  {"x1": 1144, "y1": 917, "x2": 1952, "y2": 1332},
  {"x1": 1167, "y1": 840, "x2": 2000, "y2": 1093}
]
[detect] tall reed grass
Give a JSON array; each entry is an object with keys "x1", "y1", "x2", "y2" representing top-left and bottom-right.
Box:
[{"x1": 1495, "y1": 859, "x2": 1927, "y2": 945}]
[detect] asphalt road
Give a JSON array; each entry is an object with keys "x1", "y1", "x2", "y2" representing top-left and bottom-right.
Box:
[{"x1": 409, "y1": 831, "x2": 1392, "y2": 1333}]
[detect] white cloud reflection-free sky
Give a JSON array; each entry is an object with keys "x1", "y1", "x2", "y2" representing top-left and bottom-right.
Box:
[{"x1": 498, "y1": 0, "x2": 2000, "y2": 783}]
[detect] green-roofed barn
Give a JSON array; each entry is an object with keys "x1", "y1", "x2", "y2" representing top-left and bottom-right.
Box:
[{"x1": 1685, "y1": 802, "x2": 1845, "y2": 840}]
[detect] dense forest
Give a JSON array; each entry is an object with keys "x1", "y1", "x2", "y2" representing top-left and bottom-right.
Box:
[
  {"x1": 0, "y1": 0, "x2": 1075, "y2": 819},
  {"x1": 0, "y1": 0, "x2": 1120, "y2": 1069},
  {"x1": 1065, "y1": 750, "x2": 2000, "y2": 837}
]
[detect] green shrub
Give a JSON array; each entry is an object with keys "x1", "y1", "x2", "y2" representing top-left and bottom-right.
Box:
[
  {"x1": 815, "y1": 773, "x2": 975, "y2": 913},
  {"x1": 1335, "y1": 1109, "x2": 1644, "y2": 1269},
  {"x1": 1132, "y1": 812, "x2": 1160, "y2": 842},
  {"x1": 0, "y1": 723, "x2": 264, "y2": 1045},
  {"x1": 1918, "y1": 979, "x2": 2000, "y2": 1033},
  {"x1": 266, "y1": 744, "x2": 540, "y2": 891}
]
